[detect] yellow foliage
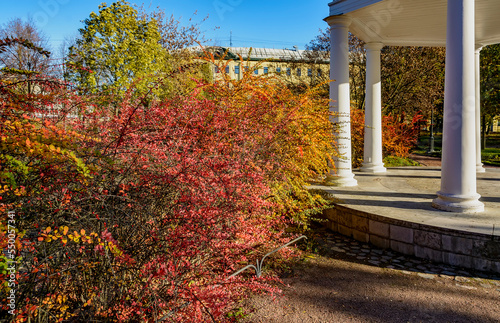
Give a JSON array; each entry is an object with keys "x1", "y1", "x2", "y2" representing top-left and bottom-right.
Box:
[{"x1": 199, "y1": 51, "x2": 336, "y2": 226}]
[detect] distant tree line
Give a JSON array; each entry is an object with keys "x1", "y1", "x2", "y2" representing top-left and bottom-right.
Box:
[{"x1": 304, "y1": 27, "x2": 500, "y2": 142}]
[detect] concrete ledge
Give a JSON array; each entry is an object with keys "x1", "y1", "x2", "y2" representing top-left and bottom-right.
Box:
[
  {"x1": 390, "y1": 240, "x2": 414, "y2": 255},
  {"x1": 442, "y1": 235, "x2": 473, "y2": 255},
  {"x1": 369, "y1": 220, "x2": 389, "y2": 238}
]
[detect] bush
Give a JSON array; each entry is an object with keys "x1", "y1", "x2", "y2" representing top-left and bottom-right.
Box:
[
  {"x1": 350, "y1": 108, "x2": 425, "y2": 168},
  {"x1": 1, "y1": 44, "x2": 334, "y2": 322}
]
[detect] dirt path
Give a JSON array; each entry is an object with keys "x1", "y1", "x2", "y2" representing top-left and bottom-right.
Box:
[
  {"x1": 409, "y1": 154, "x2": 442, "y2": 167},
  {"x1": 242, "y1": 157, "x2": 500, "y2": 322},
  {"x1": 244, "y1": 257, "x2": 500, "y2": 323},
  {"x1": 242, "y1": 229, "x2": 500, "y2": 323},
  {"x1": 409, "y1": 153, "x2": 499, "y2": 168}
]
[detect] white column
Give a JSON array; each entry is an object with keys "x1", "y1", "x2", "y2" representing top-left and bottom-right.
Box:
[
  {"x1": 325, "y1": 15, "x2": 357, "y2": 187},
  {"x1": 475, "y1": 45, "x2": 485, "y2": 173},
  {"x1": 361, "y1": 42, "x2": 386, "y2": 173},
  {"x1": 432, "y1": 0, "x2": 484, "y2": 213}
]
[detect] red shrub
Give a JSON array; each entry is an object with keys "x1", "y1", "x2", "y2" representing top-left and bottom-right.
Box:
[
  {"x1": 350, "y1": 108, "x2": 425, "y2": 168},
  {"x1": 1, "y1": 51, "x2": 333, "y2": 321}
]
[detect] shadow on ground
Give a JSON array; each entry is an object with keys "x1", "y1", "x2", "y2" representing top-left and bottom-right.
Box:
[{"x1": 243, "y1": 228, "x2": 500, "y2": 323}]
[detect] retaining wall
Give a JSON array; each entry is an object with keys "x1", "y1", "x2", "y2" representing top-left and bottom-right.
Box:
[{"x1": 321, "y1": 205, "x2": 500, "y2": 274}]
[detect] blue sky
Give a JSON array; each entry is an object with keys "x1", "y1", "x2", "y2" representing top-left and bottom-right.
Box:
[{"x1": 0, "y1": 0, "x2": 330, "y2": 57}]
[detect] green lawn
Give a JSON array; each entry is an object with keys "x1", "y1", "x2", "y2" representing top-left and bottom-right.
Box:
[
  {"x1": 485, "y1": 133, "x2": 500, "y2": 148},
  {"x1": 413, "y1": 131, "x2": 500, "y2": 167},
  {"x1": 482, "y1": 147, "x2": 500, "y2": 167},
  {"x1": 383, "y1": 155, "x2": 420, "y2": 167},
  {"x1": 413, "y1": 132, "x2": 442, "y2": 158}
]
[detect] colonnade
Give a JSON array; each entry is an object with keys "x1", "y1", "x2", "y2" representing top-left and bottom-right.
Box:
[{"x1": 326, "y1": 0, "x2": 484, "y2": 213}]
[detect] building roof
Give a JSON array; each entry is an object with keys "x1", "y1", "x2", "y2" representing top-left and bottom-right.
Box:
[
  {"x1": 192, "y1": 46, "x2": 328, "y2": 63},
  {"x1": 328, "y1": 0, "x2": 500, "y2": 47},
  {"x1": 227, "y1": 47, "x2": 307, "y2": 61}
]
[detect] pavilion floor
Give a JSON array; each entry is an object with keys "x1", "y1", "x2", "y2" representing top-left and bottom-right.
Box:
[{"x1": 311, "y1": 166, "x2": 500, "y2": 273}]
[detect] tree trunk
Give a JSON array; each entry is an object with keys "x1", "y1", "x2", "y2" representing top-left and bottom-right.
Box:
[{"x1": 482, "y1": 114, "x2": 487, "y2": 149}]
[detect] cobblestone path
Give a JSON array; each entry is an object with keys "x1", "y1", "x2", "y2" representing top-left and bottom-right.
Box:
[
  {"x1": 311, "y1": 225, "x2": 500, "y2": 289},
  {"x1": 243, "y1": 226, "x2": 500, "y2": 323}
]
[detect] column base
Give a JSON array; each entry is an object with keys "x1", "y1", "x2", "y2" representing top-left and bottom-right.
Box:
[
  {"x1": 476, "y1": 164, "x2": 486, "y2": 173},
  {"x1": 432, "y1": 191, "x2": 484, "y2": 213},
  {"x1": 360, "y1": 163, "x2": 387, "y2": 173},
  {"x1": 324, "y1": 173, "x2": 358, "y2": 187}
]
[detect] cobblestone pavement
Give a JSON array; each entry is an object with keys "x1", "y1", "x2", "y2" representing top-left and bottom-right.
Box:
[{"x1": 310, "y1": 225, "x2": 500, "y2": 291}]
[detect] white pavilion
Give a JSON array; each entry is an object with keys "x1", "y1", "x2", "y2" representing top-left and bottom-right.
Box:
[{"x1": 326, "y1": 0, "x2": 500, "y2": 213}]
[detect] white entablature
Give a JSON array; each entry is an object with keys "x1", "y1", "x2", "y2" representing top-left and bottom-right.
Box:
[{"x1": 328, "y1": 0, "x2": 500, "y2": 47}]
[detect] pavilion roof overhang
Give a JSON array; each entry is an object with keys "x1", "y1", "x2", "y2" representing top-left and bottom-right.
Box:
[{"x1": 327, "y1": 0, "x2": 500, "y2": 47}]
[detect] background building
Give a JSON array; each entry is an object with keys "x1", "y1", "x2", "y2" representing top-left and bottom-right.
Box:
[{"x1": 199, "y1": 46, "x2": 330, "y2": 87}]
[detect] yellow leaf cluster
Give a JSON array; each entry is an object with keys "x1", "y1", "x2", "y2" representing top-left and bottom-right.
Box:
[{"x1": 199, "y1": 52, "x2": 336, "y2": 227}]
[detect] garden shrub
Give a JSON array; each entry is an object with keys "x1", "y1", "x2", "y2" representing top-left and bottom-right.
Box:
[
  {"x1": 350, "y1": 108, "x2": 425, "y2": 168},
  {"x1": 0, "y1": 42, "x2": 334, "y2": 322}
]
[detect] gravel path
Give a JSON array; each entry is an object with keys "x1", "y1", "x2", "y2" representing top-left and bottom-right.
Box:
[
  {"x1": 243, "y1": 156, "x2": 500, "y2": 322},
  {"x1": 242, "y1": 227, "x2": 500, "y2": 323},
  {"x1": 409, "y1": 154, "x2": 442, "y2": 167}
]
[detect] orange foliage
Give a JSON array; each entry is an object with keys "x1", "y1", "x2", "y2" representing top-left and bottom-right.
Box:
[{"x1": 350, "y1": 108, "x2": 425, "y2": 168}]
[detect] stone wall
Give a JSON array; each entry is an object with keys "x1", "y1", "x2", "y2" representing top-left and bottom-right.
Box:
[{"x1": 322, "y1": 205, "x2": 500, "y2": 274}]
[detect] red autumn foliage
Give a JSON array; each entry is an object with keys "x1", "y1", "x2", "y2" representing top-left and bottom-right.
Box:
[
  {"x1": 350, "y1": 108, "x2": 425, "y2": 168},
  {"x1": 1, "y1": 41, "x2": 333, "y2": 322}
]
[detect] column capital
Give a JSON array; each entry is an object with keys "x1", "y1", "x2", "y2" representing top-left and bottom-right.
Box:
[
  {"x1": 475, "y1": 43, "x2": 484, "y2": 52},
  {"x1": 324, "y1": 15, "x2": 352, "y2": 28},
  {"x1": 364, "y1": 42, "x2": 384, "y2": 51}
]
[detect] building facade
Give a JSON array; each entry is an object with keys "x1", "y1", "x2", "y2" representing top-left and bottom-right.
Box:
[{"x1": 200, "y1": 46, "x2": 330, "y2": 85}]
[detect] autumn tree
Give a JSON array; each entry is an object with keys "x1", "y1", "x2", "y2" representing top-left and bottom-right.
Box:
[
  {"x1": 138, "y1": 6, "x2": 211, "y2": 96},
  {"x1": 381, "y1": 46, "x2": 446, "y2": 119},
  {"x1": 480, "y1": 43, "x2": 500, "y2": 146},
  {"x1": 0, "y1": 18, "x2": 52, "y2": 94},
  {"x1": 66, "y1": 1, "x2": 171, "y2": 106},
  {"x1": 66, "y1": 1, "x2": 209, "y2": 108},
  {"x1": 0, "y1": 18, "x2": 51, "y2": 74},
  {"x1": 305, "y1": 28, "x2": 446, "y2": 120},
  {"x1": 139, "y1": 5, "x2": 205, "y2": 52}
]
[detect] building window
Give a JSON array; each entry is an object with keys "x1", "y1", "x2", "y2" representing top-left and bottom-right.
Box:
[
  {"x1": 308, "y1": 68, "x2": 312, "y2": 77},
  {"x1": 317, "y1": 69, "x2": 322, "y2": 77},
  {"x1": 286, "y1": 68, "x2": 291, "y2": 76},
  {"x1": 244, "y1": 66, "x2": 249, "y2": 72},
  {"x1": 254, "y1": 69, "x2": 259, "y2": 75},
  {"x1": 225, "y1": 66, "x2": 229, "y2": 74},
  {"x1": 276, "y1": 67, "x2": 281, "y2": 73},
  {"x1": 264, "y1": 66, "x2": 268, "y2": 74},
  {"x1": 235, "y1": 66, "x2": 240, "y2": 74},
  {"x1": 215, "y1": 66, "x2": 220, "y2": 73},
  {"x1": 297, "y1": 68, "x2": 302, "y2": 76}
]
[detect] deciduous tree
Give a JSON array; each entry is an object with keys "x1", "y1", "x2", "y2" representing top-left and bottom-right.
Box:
[
  {"x1": 381, "y1": 46, "x2": 445, "y2": 119},
  {"x1": 66, "y1": 1, "x2": 170, "y2": 104},
  {"x1": 0, "y1": 18, "x2": 52, "y2": 94},
  {"x1": 480, "y1": 43, "x2": 500, "y2": 146},
  {"x1": 305, "y1": 28, "x2": 446, "y2": 120},
  {"x1": 67, "y1": 1, "x2": 209, "y2": 110}
]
